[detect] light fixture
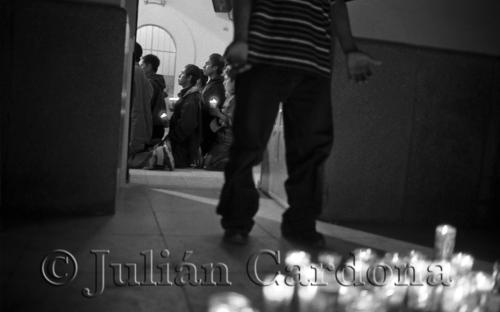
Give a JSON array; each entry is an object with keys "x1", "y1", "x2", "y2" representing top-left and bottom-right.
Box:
[{"x1": 144, "y1": 0, "x2": 166, "y2": 6}]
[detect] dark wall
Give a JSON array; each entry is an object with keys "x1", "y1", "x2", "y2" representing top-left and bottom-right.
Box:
[
  {"x1": 1, "y1": 1, "x2": 127, "y2": 217},
  {"x1": 0, "y1": 1, "x2": 13, "y2": 227},
  {"x1": 348, "y1": 0, "x2": 500, "y2": 56},
  {"x1": 262, "y1": 39, "x2": 500, "y2": 226}
]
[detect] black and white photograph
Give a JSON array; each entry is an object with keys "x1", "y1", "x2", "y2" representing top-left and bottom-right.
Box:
[{"x1": 1, "y1": 0, "x2": 500, "y2": 311}]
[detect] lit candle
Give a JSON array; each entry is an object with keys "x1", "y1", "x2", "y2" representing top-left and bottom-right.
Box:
[
  {"x1": 337, "y1": 285, "x2": 360, "y2": 307},
  {"x1": 342, "y1": 257, "x2": 370, "y2": 287},
  {"x1": 352, "y1": 248, "x2": 376, "y2": 263},
  {"x1": 285, "y1": 250, "x2": 311, "y2": 278},
  {"x1": 285, "y1": 250, "x2": 311, "y2": 268},
  {"x1": 318, "y1": 252, "x2": 342, "y2": 268},
  {"x1": 317, "y1": 252, "x2": 342, "y2": 293},
  {"x1": 345, "y1": 249, "x2": 377, "y2": 286},
  {"x1": 208, "y1": 292, "x2": 255, "y2": 312},
  {"x1": 474, "y1": 271, "x2": 495, "y2": 292},
  {"x1": 297, "y1": 265, "x2": 320, "y2": 311},
  {"x1": 209, "y1": 97, "x2": 219, "y2": 108},
  {"x1": 474, "y1": 272, "x2": 496, "y2": 312},
  {"x1": 346, "y1": 290, "x2": 384, "y2": 312},
  {"x1": 407, "y1": 283, "x2": 433, "y2": 310},
  {"x1": 434, "y1": 224, "x2": 457, "y2": 260},
  {"x1": 382, "y1": 252, "x2": 409, "y2": 285},
  {"x1": 441, "y1": 277, "x2": 473, "y2": 312},
  {"x1": 262, "y1": 274, "x2": 294, "y2": 312},
  {"x1": 493, "y1": 261, "x2": 500, "y2": 293},
  {"x1": 408, "y1": 250, "x2": 426, "y2": 262},
  {"x1": 374, "y1": 275, "x2": 407, "y2": 307},
  {"x1": 428, "y1": 260, "x2": 452, "y2": 286},
  {"x1": 408, "y1": 259, "x2": 431, "y2": 286},
  {"x1": 451, "y1": 253, "x2": 474, "y2": 276},
  {"x1": 383, "y1": 252, "x2": 401, "y2": 265}
]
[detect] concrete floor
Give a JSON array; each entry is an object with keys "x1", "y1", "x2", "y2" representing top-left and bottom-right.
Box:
[{"x1": 0, "y1": 170, "x2": 494, "y2": 312}]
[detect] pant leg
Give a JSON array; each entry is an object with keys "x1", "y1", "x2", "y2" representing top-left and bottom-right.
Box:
[
  {"x1": 217, "y1": 66, "x2": 297, "y2": 233},
  {"x1": 281, "y1": 74, "x2": 334, "y2": 232}
]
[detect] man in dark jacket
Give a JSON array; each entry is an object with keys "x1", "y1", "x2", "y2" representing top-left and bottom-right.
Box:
[
  {"x1": 141, "y1": 54, "x2": 168, "y2": 141},
  {"x1": 128, "y1": 43, "x2": 153, "y2": 167},
  {"x1": 200, "y1": 53, "x2": 226, "y2": 156},
  {"x1": 168, "y1": 64, "x2": 202, "y2": 168}
]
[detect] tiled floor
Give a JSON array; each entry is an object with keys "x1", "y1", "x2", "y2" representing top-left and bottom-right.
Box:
[{"x1": 1, "y1": 169, "x2": 494, "y2": 312}]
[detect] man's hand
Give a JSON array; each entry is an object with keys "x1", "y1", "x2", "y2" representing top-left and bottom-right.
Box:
[
  {"x1": 209, "y1": 106, "x2": 223, "y2": 118},
  {"x1": 346, "y1": 51, "x2": 382, "y2": 83},
  {"x1": 224, "y1": 41, "x2": 252, "y2": 78}
]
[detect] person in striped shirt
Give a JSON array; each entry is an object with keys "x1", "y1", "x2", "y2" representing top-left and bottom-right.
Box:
[{"x1": 217, "y1": 0, "x2": 381, "y2": 246}]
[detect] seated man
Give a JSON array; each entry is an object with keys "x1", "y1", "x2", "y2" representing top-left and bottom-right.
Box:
[
  {"x1": 168, "y1": 64, "x2": 203, "y2": 168},
  {"x1": 141, "y1": 54, "x2": 168, "y2": 142}
]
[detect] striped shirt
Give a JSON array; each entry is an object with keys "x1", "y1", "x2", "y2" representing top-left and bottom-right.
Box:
[{"x1": 247, "y1": 0, "x2": 336, "y2": 77}]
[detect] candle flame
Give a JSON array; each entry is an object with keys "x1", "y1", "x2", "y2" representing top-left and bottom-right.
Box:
[
  {"x1": 285, "y1": 250, "x2": 310, "y2": 267},
  {"x1": 262, "y1": 274, "x2": 294, "y2": 302}
]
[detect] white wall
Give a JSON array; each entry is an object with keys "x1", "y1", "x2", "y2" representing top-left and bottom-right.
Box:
[
  {"x1": 348, "y1": 0, "x2": 500, "y2": 55},
  {"x1": 138, "y1": 0, "x2": 233, "y2": 94}
]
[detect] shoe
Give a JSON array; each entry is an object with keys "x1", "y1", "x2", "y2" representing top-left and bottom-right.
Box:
[
  {"x1": 281, "y1": 226, "x2": 326, "y2": 249},
  {"x1": 223, "y1": 230, "x2": 249, "y2": 245}
]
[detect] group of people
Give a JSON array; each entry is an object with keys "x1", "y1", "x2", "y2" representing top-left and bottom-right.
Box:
[
  {"x1": 130, "y1": 0, "x2": 380, "y2": 249},
  {"x1": 128, "y1": 43, "x2": 235, "y2": 171}
]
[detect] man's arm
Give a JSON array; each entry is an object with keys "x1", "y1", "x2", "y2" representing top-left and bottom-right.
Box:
[
  {"x1": 332, "y1": 0, "x2": 357, "y2": 54},
  {"x1": 332, "y1": 0, "x2": 381, "y2": 83},
  {"x1": 224, "y1": 0, "x2": 254, "y2": 75},
  {"x1": 232, "y1": 0, "x2": 253, "y2": 42}
]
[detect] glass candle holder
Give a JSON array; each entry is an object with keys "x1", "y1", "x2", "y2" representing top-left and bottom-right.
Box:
[
  {"x1": 337, "y1": 285, "x2": 361, "y2": 307},
  {"x1": 407, "y1": 259, "x2": 431, "y2": 286},
  {"x1": 408, "y1": 250, "x2": 427, "y2": 262},
  {"x1": 285, "y1": 250, "x2": 311, "y2": 268},
  {"x1": 451, "y1": 253, "x2": 474, "y2": 277},
  {"x1": 318, "y1": 252, "x2": 342, "y2": 268},
  {"x1": 441, "y1": 276, "x2": 474, "y2": 312},
  {"x1": 428, "y1": 260, "x2": 452, "y2": 286},
  {"x1": 318, "y1": 252, "x2": 342, "y2": 293},
  {"x1": 493, "y1": 261, "x2": 500, "y2": 293},
  {"x1": 285, "y1": 250, "x2": 311, "y2": 280},
  {"x1": 352, "y1": 248, "x2": 377, "y2": 263},
  {"x1": 262, "y1": 274, "x2": 294, "y2": 312},
  {"x1": 407, "y1": 284, "x2": 434, "y2": 310},
  {"x1": 208, "y1": 292, "x2": 254, "y2": 312},
  {"x1": 346, "y1": 249, "x2": 377, "y2": 288},
  {"x1": 297, "y1": 265, "x2": 320, "y2": 312},
  {"x1": 474, "y1": 271, "x2": 496, "y2": 310},
  {"x1": 434, "y1": 224, "x2": 457, "y2": 260},
  {"x1": 474, "y1": 271, "x2": 495, "y2": 293},
  {"x1": 345, "y1": 290, "x2": 384, "y2": 312},
  {"x1": 342, "y1": 257, "x2": 371, "y2": 288},
  {"x1": 383, "y1": 252, "x2": 402, "y2": 266},
  {"x1": 374, "y1": 275, "x2": 407, "y2": 307}
]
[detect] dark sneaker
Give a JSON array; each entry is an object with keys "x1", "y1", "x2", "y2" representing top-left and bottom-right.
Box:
[
  {"x1": 281, "y1": 226, "x2": 326, "y2": 248},
  {"x1": 223, "y1": 230, "x2": 249, "y2": 245}
]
